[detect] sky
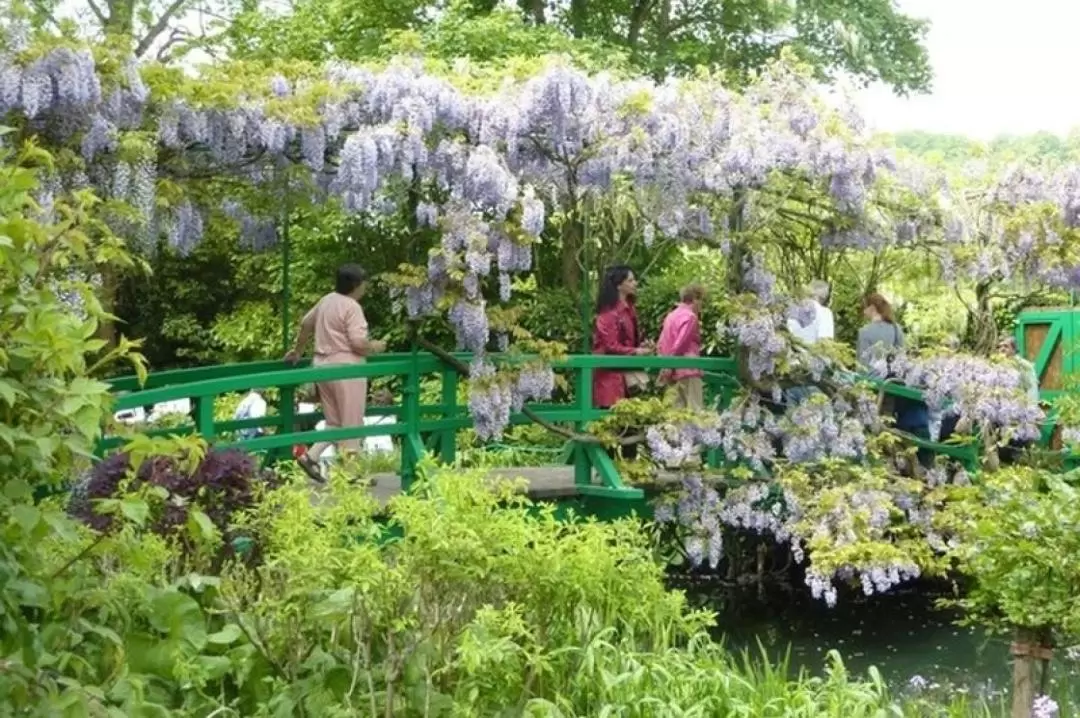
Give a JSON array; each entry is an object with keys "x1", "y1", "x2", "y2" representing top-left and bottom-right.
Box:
[
  {"x1": 47, "y1": 0, "x2": 1080, "y2": 140},
  {"x1": 853, "y1": 0, "x2": 1080, "y2": 139}
]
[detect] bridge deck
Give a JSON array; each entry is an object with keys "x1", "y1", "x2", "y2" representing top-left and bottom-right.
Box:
[{"x1": 310, "y1": 466, "x2": 681, "y2": 506}]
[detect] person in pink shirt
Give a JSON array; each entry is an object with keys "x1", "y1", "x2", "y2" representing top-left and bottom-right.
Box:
[
  {"x1": 285, "y1": 264, "x2": 386, "y2": 482},
  {"x1": 657, "y1": 284, "x2": 706, "y2": 410}
]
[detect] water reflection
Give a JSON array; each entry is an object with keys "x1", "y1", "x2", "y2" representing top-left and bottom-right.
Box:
[{"x1": 682, "y1": 578, "x2": 1077, "y2": 703}]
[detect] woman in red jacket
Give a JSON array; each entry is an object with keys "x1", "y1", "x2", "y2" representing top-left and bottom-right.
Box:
[
  {"x1": 592, "y1": 265, "x2": 652, "y2": 460},
  {"x1": 592, "y1": 264, "x2": 652, "y2": 403}
]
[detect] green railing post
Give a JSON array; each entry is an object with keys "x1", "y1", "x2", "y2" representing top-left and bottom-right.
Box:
[
  {"x1": 280, "y1": 385, "x2": 296, "y2": 438},
  {"x1": 400, "y1": 340, "x2": 425, "y2": 493},
  {"x1": 439, "y1": 365, "x2": 458, "y2": 464},
  {"x1": 572, "y1": 366, "x2": 594, "y2": 488},
  {"x1": 194, "y1": 396, "x2": 215, "y2": 441}
]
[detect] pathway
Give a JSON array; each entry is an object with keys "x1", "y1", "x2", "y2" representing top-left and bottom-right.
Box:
[{"x1": 309, "y1": 465, "x2": 683, "y2": 506}]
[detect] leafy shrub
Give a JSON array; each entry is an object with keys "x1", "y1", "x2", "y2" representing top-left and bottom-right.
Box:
[
  {"x1": 86, "y1": 463, "x2": 1011, "y2": 717},
  {"x1": 0, "y1": 135, "x2": 148, "y2": 714},
  {"x1": 944, "y1": 467, "x2": 1080, "y2": 640},
  {"x1": 69, "y1": 447, "x2": 269, "y2": 540}
]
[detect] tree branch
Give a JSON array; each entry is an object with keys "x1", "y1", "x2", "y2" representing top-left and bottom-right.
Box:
[
  {"x1": 85, "y1": 0, "x2": 108, "y2": 25},
  {"x1": 154, "y1": 27, "x2": 191, "y2": 62},
  {"x1": 28, "y1": 0, "x2": 63, "y2": 30},
  {"x1": 520, "y1": 405, "x2": 644, "y2": 446},
  {"x1": 134, "y1": 0, "x2": 190, "y2": 58}
]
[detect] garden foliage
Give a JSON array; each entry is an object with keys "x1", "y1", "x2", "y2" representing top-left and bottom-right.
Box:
[{"x1": 0, "y1": 128, "x2": 1068, "y2": 718}]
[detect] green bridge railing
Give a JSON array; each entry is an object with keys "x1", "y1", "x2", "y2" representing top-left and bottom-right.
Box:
[
  {"x1": 101, "y1": 352, "x2": 1070, "y2": 498},
  {"x1": 104, "y1": 354, "x2": 748, "y2": 500}
]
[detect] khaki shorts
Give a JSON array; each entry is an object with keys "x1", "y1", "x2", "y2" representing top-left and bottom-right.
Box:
[{"x1": 673, "y1": 376, "x2": 704, "y2": 411}]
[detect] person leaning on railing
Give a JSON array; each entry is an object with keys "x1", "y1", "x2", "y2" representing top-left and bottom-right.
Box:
[
  {"x1": 784, "y1": 279, "x2": 833, "y2": 406},
  {"x1": 592, "y1": 265, "x2": 653, "y2": 460},
  {"x1": 657, "y1": 283, "x2": 706, "y2": 410},
  {"x1": 284, "y1": 263, "x2": 387, "y2": 482},
  {"x1": 857, "y1": 292, "x2": 933, "y2": 467}
]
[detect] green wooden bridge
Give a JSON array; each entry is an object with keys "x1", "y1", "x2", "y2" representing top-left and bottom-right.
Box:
[
  {"x1": 99, "y1": 307, "x2": 1077, "y2": 517},
  {"x1": 103, "y1": 354, "x2": 744, "y2": 517}
]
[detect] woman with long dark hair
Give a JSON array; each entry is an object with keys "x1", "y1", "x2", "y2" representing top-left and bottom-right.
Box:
[
  {"x1": 285, "y1": 263, "x2": 386, "y2": 481},
  {"x1": 592, "y1": 265, "x2": 651, "y2": 409}
]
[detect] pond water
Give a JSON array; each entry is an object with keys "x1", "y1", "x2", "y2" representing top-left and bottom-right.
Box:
[{"x1": 684, "y1": 579, "x2": 1079, "y2": 706}]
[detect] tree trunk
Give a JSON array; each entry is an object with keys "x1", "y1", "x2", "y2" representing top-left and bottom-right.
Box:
[
  {"x1": 648, "y1": 0, "x2": 673, "y2": 80},
  {"x1": 561, "y1": 232, "x2": 581, "y2": 294},
  {"x1": 519, "y1": 0, "x2": 545, "y2": 24},
  {"x1": 968, "y1": 280, "x2": 997, "y2": 356},
  {"x1": 627, "y1": 0, "x2": 655, "y2": 49},
  {"x1": 568, "y1": 0, "x2": 589, "y2": 37},
  {"x1": 95, "y1": 264, "x2": 118, "y2": 349},
  {"x1": 1010, "y1": 627, "x2": 1044, "y2": 718},
  {"x1": 726, "y1": 191, "x2": 764, "y2": 391},
  {"x1": 105, "y1": 0, "x2": 135, "y2": 36},
  {"x1": 560, "y1": 178, "x2": 583, "y2": 294}
]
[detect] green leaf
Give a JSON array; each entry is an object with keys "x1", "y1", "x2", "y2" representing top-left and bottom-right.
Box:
[
  {"x1": 147, "y1": 590, "x2": 207, "y2": 651},
  {"x1": 81, "y1": 621, "x2": 123, "y2": 647},
  {"x1": 132, "y1": 703, "x2": 173, "y2": 718},
  {"x1": 206, "y1": 623, "x2": 243, "y2": 645},
  {"x1": 72, "y1": 405, "x2": 104, "y2": 441},
  {"x1": 4, "y1": 478, "x2": 31, "y2": 500},
  {"x1": 312, "y1": 587, "x2": 356, "y2": 619},
  {"x1": 9, "y1": 578, "x2": 48, "y2": 608},
  {"x1": 187, "y1": 508, "x2": 218, "y2": 541},
  {"x1": 179, "y1": 573, "x2": 221, "y2": 592},
  {"x1": 119, "y1": 497, "x2": 150, "y2": 527},
  {"x1": 10, "y1": 503, "x2": 40, "y2": 532},
  {"x1": 194, "y1": 654, "x2": 232, "y2": 680},
  {"x1": 125, "y1": 632, "x2": 181, "y2": 677},
  {"x1": 0, "y1": 378, "x2": 22, "y2": 406}
]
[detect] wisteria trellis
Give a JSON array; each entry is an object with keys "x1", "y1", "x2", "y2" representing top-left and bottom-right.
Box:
[{"x1": 5, "y1": 29, "x2": 1080, "y2": 603}]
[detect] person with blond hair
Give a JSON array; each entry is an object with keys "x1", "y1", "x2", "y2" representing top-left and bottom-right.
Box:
[{"x1": 658, "y1": 283, "x2": 706, "y2": 410}]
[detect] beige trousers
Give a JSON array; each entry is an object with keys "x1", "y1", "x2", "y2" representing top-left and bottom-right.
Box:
[{"x1": 672, "y1": 376, "x2": 704, "y2": 411}]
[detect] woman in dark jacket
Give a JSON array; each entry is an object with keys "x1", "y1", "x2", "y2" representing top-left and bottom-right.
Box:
[
  {"x1": 592, "y1": 265, "x2": 651, "y2": 408},
  {"x1": 592, "y1": 266, "x2": 652, "y2": 460}
]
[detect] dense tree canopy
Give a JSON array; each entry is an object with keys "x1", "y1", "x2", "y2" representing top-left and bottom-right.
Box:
[
  {"x1": 895, "y1": 129, "x2": 1080, "y2": 166},
  {"x1": 218, "y1": 0, "x2": 932, "y2": 93}
]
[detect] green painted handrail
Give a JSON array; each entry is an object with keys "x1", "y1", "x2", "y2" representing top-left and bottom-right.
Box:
[
  {"x1": 108, "y1": 354, "x2": 739, "y2": 394},
  {"x1": 108, "y1": 360, "x2": 289, "y2": 394},
  {"x1": 101, "y1": 352, "x2": 1071, "y2": 497},
  {"x1": 102, "y1": 353, "x2": 744, "y2": 497}
]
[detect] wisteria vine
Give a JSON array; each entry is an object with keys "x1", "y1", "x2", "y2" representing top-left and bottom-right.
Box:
[{"x1": 6, "y1": 23, "x2": 1080, "y2": 606}]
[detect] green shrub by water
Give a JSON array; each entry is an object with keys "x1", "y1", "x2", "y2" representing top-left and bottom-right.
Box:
[{"x1": 5, "y1": 458, "x2": 1033, "y2": 716}]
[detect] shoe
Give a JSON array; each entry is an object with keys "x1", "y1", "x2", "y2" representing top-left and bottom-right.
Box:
[{"x1": 296, "y1": 452, "x2": 325, "y2": 483}]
